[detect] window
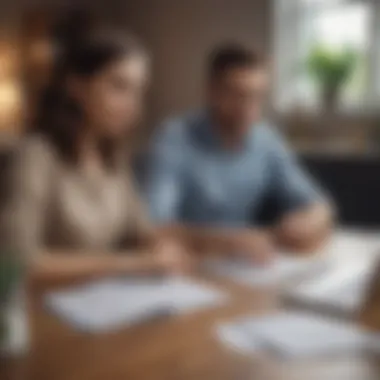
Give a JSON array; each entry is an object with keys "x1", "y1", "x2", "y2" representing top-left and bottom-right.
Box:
[{"x1": 273, "y1": 0, "x2": 380, "y2": 112}]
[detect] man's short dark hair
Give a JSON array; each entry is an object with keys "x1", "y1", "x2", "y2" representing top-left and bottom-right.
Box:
[{"x1": 208, "y1": 44, "x2": 266, "y2": 80}]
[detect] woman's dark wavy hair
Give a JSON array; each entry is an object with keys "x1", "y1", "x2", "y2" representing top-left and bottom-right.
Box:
[{"x1": 32, "y1": 14, "x2": 147, "y2": 168}]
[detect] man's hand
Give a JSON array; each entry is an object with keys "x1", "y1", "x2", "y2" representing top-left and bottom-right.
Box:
[
  {"x1": 226, "y1": 229, "x2": 276, "y2": 265},
  {"x1": 276, "y1": 203, "x2": 333, "y2": 253}
]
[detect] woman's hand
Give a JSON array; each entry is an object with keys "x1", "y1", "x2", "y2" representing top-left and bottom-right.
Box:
[{"x1": 152, "y1": 239, "x2": 193, "y2": 275}]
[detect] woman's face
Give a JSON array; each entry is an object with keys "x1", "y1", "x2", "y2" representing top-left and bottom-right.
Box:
[{"x1": 74, "y1": 54, "x2": 149, "y2": 138}]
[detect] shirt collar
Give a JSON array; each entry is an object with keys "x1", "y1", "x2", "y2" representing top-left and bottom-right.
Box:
[{"x1": 193, "y1": 109, "x2": 256, "y2": 152}]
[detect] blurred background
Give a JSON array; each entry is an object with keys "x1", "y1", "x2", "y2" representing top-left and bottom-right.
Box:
[{"x1": 0, "y1": 0, "x2": 379, "y2": 225}]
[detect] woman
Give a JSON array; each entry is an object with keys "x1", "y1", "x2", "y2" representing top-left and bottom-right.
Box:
[{"x1": 3, "y1": 25, "x2": 188, "y2": 282}]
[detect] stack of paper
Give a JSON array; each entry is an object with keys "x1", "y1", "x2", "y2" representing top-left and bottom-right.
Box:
[
  {"x1": 286, "y1": 260, "x2": 374, "y2": 316},
  {"x1": 323, "y1": 230, "x2": 380, "y2": 265},
  {"x1": 204, "y1": 255, "x2": 328, "y2": 287},
  {"x1": 205, "y1": 230, "x2": 380, "y2": 288},
  {"x1": 45, "y1": 277, "x2": 227, "y2": 332},
  {"x1": 217, "y1": 311, "x2": 380, "y2": 359}
]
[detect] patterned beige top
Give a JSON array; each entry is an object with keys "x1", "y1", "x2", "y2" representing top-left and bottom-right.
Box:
[{"x1": 2, "y1": 136, "x2": 150, "y2": 256}]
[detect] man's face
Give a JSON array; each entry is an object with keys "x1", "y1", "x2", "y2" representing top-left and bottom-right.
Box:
[{"x1": 208, "y1": 66, "x2": 269, "y2": 135}]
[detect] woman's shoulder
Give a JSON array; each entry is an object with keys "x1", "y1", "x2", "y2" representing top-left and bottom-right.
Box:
[
  {"x1": 16, "y1": 134, "x2": 56, "y2": 158},
  {"x1": 13, "y1": 134, "x2": 58, "y2": 168},
  {"x1": 9, "y1": 135, "x2": 60, "y2": 189}
]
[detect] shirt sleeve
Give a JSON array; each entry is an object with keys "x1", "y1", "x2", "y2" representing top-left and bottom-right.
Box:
[
  {"x1": 266, "y1": 127, "x2": 324, "y2": 213},
  {"x1": 144, "y1": 119, "x2": 187, "y2": 223}
]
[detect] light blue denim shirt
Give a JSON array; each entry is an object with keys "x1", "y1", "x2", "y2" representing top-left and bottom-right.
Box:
[{"x1": 144, "y1": 111, "x2": 322, "y2": 227}]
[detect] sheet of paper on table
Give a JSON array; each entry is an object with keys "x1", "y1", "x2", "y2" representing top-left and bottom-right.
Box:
[
  {"x1": 217, "y1": 311, "x2": 380, "y2": 359},
  {"x1": 283, "y1": 230, "x2": 380, "y2": 316},
  {"x1": 45, "y1": 277, "x2": 227, "y2": 333},
  {"x1": 323, "y1": 230, "x2": 380, "y2": 263},
  {"x1": 205, "y1": 230, "x2": 380, "y2": 288},
  {"x1": 204, "y1": 254, "x2": 328, "y2": 287},
  {"x1": 285, "y1": 259, "x2": 375, "y2": 316}
]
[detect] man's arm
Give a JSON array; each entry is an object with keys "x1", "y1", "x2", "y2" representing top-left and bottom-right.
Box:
[
  {"x1": 265, "y1": 127, "x2": 334, "y2": 253},
  {"x1": 157, "y1": 223, "x2": 273, "y2": 261}
]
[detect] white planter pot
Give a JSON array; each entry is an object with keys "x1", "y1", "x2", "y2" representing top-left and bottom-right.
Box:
[{"x1": 0, "y1": 285, "x2": 29, "y2": 358}]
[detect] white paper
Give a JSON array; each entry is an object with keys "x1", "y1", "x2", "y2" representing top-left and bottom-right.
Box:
[
  {"x1": 323, "y1": 230, "x2": 380, "y2": 265},
  {"x1": 283, "y1": 230, "x2": 380, "y2": 315},
  {"x1": 45, "y1": 277, "x2": 227, "y2": 332},
  {"x1": 218, "y1": 324, "x2": 262, "y2": 353},
  {"x1": 217, "y1": 311, "x2": 377, "y2": 359},
  {"x1": 205, "y1": 255, "x2": 328, "y2": 287},
  {"x1": 206, "y1": 230, "x2": 380, "y2": 288},
  {"x1": 161, "y1": 277, "x2": 227, "y2": 312},
  {"x1": 286, "y1": 260, "x2": 374, "y2": 315}
]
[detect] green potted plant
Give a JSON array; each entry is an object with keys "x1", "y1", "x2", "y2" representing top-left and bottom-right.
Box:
[
  {"x1": 0, "y1": 250, "x2": 26, "y2": 356},
  {"x1": 307, "y1": 45, "x2": 358, "y2": 111}
]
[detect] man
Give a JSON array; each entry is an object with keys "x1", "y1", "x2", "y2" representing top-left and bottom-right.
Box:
[{"x1": 145, "y1": 44, "x2": 333, "y2": 262}]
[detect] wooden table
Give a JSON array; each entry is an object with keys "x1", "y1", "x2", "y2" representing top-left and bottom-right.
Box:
[{"x1": 2, "y1": 274, "x2": 380, "y2": 380}]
